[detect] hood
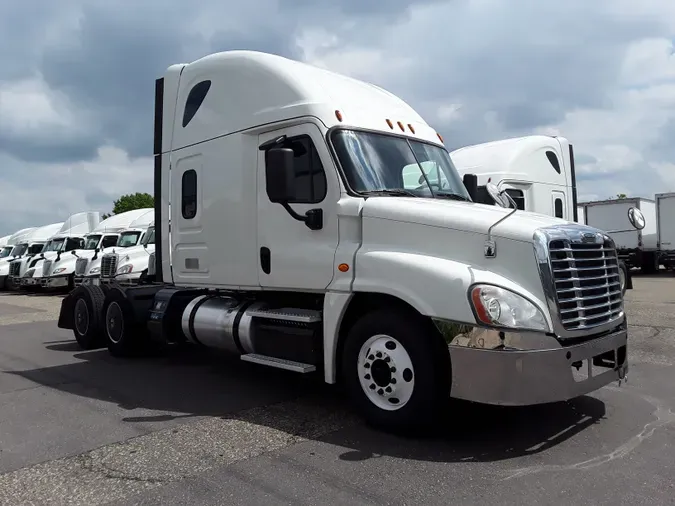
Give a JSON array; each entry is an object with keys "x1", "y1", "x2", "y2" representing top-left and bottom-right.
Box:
[{"x1": 362, "y1": 197, "x2": 569, "y2": 243}]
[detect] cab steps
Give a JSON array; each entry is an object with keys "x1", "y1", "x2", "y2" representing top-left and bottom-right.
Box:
[
  {"x1": 246, "y1": 307, "x2": 322, "y2": 323},
  {"x1": 240, "y1": 353, "x2": 316, "y2": 373}
]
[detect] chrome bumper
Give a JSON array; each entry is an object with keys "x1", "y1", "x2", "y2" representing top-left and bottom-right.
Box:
[
  {"x1": 448, "y1": 327, "x2": 628, "y2": 406},
  {"x1": 41, "y1": 276, "x2": 70, "y2": 288}
]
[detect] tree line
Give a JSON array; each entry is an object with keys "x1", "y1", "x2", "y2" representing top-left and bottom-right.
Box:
[{"x1": 101, "y1": 192, "x2": 154, "y2": 220}]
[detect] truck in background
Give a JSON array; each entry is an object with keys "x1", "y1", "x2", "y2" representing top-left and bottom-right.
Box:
[
  {"x1": 655, "y1": 192, "x2": 675, "y2": 271},
  {"x1": 57, "y1": 50, "x2": 629, "y2": 433},
  {"x1": 5, "y1": 222, "x2": 65, "y2": 290},
  {"x1": 0, "y1": 228, "x2": 38, "y2": 289},
  {"x1": 22, "y1": 212, "x2": 101, "y2": 290},
  {"x1": 577, "y1": 198, "x2": 658, "y2": 274},
  {"x1": 0, "y1": 236, "x2": 11, "y2": 258},
  {"x1": 450, "y1": 135, "x2": 640, "y2": 292},
  {"x1": 42, "y1": 208, "x2": 152, "y2": 291},
  {"x1": 102, "y1": 221, "x2": 156, "y2": 286},
  {"x1": 80, "y1": 209, "x2": 154, "y2": 285}
]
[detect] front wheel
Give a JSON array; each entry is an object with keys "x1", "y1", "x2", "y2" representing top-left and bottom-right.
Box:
[
  {"x1": 619, "y1": 262, "x2": 628, "y2": 295},
  {"x1": 341, "y1": 309, "x2": 450, "y2": 434}
]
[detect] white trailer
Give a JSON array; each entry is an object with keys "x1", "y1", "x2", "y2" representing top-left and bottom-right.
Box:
[
  {"x1": 655, "y1": 192, "x2": 675, "y2": 270},
  {"x1": 451, "y1": 135, "x2": 639, "y2": 291},
  {"x1": 57, "y1": 50, "x2": 629, "y2": 433},
  {"x1": 579, "y1": 198, "x2": 658, "y2": 274}
]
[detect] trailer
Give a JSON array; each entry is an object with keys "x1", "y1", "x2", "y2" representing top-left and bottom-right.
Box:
[
  {"x1": 655, "y1": 192, "x2": 675, "y2": 270},
  {"x1": 57, "y1": 50, "x2": 629, "y2": 433},
  {"x1": 579, "y1": 198, "x2": 658, "y2": 274}
]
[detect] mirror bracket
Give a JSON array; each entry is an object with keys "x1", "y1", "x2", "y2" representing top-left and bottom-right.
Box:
[{"x1": 281, "y1": 203, "x2": 323, "y2": 230}]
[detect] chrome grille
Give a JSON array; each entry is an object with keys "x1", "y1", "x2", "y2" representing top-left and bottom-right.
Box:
[
  {"x1": 147, "y1": 252, "x2": 156, "y2": 276},
  {"x1": 75, "y1": 257, "x2": 89, "y2": 275},
  {"x1": 549, "y1": 238, "x2": 623, "y2": 331},
  {"x1": 101, "y1": 254, "x2": 118, "y2": 278},
  {"x1": 9, "y1": 261, "x2": 20, "y2": 277},
  {"x1": 42, "y1": 260, "x2": 53, "y2": 277}
]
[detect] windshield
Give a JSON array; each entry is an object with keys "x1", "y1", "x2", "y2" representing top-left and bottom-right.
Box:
[
  {"x1": 11, "y1": 244, "x2": 28, "y2": 257},
  {"x1": 0, "y1": 246, "x2": 12, "y2": 258},
  {"x1": 117, "y1": 231, "x2": 141, "y2": 248},
  {"x1": 44, "y1": 238, "x2": 66, "y2": 252},
  {"x1": 84, "y1": 235, "x2": 102, "y2": 250},
  {"x1": 331, "y1": 130, "x2": 471, "y2": 200},
  {"x1": 142, "y1": 227, "x2": 155, "y2": 246},
  {"x1": 28, "y1": 243, "x2": 45, "y2": 255}
]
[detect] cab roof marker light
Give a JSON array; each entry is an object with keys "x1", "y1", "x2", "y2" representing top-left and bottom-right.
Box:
[
  {"x1": 386, "y1": 119, "x2": 394, "y2": 129},
  {"x1": 335, "y1": 110, "x2": 343, "y2": 122},
  {"x1": 397, "y1": 121, "x2": 405, "y2": 132},
  {"x1": 408, "y1": 124, "x2": 415, "y2": 134}
]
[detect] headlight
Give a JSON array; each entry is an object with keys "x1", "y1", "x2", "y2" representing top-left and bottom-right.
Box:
[
  {"x1": 117, "y1": 264, "x2": 133, "y2": 274},
  {"x1": 52, "y1": 267, "x2": 67, "y2": 275},
  {"x1": 89, "y1": 266, "x2": 100, "y2": 274},
  {"x1": 469, "y1": 284, "x2": 549, "y2": 332}
]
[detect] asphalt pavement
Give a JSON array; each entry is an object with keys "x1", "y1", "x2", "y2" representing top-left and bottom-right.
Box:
[{"x1": 1, "y1": 273, "x2": 674, "y2": 505}]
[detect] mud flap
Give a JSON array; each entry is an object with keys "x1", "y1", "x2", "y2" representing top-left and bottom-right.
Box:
[{"x1": 57, "y1": 293, "x2": 76, "y2": 330}]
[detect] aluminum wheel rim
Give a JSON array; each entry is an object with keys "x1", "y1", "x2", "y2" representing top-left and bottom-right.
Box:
[
  {"x1": 357, "y1": 334, "x2": 415, "y2": 411},
  {"x1": 106, "y1": 302, "x2": 124, "y2": 344},
  {"x1": 74, "y1": 298, "x2": 89, "y2": 336}
]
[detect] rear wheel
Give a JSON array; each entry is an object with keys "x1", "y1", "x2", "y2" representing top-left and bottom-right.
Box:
[
  {"x1": 341, "y1": 309, "x2": 450, "y2": 434},
  {"x1": 103, "y1": 287, "x2": 146, "y2": 357},
  {"x1": 70, "y1": 285, "x2": 107, "y2": 349}
]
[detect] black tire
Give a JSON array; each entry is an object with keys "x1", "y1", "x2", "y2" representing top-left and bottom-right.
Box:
[
  {"x1": 619, "y1": 261, "x2": 628, "y2": 295},
  {"x1": 102, "y1": 286, "x2": 146, "y2": 357},
  {"x1": 71, "y1": 285, "x2": 107, "y2": 350},
  {"x1": 341, "y1": 308, "x2": 450, "y2": 435}
]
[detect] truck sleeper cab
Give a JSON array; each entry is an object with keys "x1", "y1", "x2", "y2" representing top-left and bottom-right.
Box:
[{"x1": 57, "y1": 50, "x2": 628, "y2": 433}]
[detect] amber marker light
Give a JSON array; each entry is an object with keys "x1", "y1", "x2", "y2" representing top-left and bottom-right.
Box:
[
  {"x1": 338, "y1": 263, "x2": 350, "y2": 273},
  {"x1": 408, "y1": 124, "x2": 415, "y2": 134},
  {"x1": 437, "y1": 132, "x2": 444, "y2": 143},
  {"x1": 386, "y1": 119, "x2": 394, "y2": 129},
  {"x1": 397, "y1": 121, "x2": 405, "y2": 132},
  {"x1": 335, "y1": 110, "x2": 343, "y2": 122}
]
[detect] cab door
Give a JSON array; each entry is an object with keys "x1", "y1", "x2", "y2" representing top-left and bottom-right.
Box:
[{"x1": 256, "y1": 123, "x2": 340, "y2": 290}]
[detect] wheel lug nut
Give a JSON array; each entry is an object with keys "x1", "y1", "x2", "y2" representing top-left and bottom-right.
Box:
[
  {"x1": 384, "y1": 356, "x2": 390, "y2": 363},
  {"x1": 377, "y1": 388, "x2": 384, "y2": 395},
  {"x1": 390, "y1": 367, "x2": 396, "y2": 373},
  {"x1": 376, "y1": 351, "x2": 382, "y2": 358},
  {"x1": 369, "y1": 384, "x2": 376, "y2": 390},
  {"x1": 368, "y1": 355, "x2": 374, "y2": 360},
  {"x1": 385, "y1": 386, "x2": 392, "y2": 393},
  {"x1": 364, "y1": 374, "x2": 371, "y2": 380},
  {"x1": 391, "y1": 378, "x2": 397, "y2": 384}
]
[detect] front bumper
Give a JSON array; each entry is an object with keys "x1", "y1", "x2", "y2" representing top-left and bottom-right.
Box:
[
  {"x1": 448, "y1": 326, "x2": 628, "y2": 406},
  {"x1": 41, "y1": 275, "x2": 70, "y2": 288},
  {"x1": 21, "y1": 276, "x2": 41, "y2": 287}
]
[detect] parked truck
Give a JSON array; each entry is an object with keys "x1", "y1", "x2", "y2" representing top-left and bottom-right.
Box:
[
  {"x1": 0, "y1": 228, "x2": 37, "y2": 288},
  {"x1": 101, "y1": 221, "x2": 156, "y2": 286},
  {"x1": 450, "y1": 135, "x2": 640, "y2": 292},
  {"x1": 578, "y1": 198, "x2": 658, "y2": 274},
  {"x1": 5, "y1": 222, "x2": 65, "y2": 290},
  {"x1": 655, "y1": 192, "x2": 675, "y2": 271},
  {"x1": 42, "y1": 209, "x2": 151, "y2": 290},
  {"x1": 57, "y1": 50, "x2": 629, "y2": 433},
  {"x1": 0, "y1": 236, "x2": 11, "y2": 258},
  {"x1": 21, "y1": 212, "x2": 101, "y2": 290}
]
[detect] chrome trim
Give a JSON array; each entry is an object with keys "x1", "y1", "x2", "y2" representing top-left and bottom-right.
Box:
[
  {"x1": 534, "y1": 224, "x2": 625, "y2": 339},
  {"x1": 100, "y1": 254, "x2": 118, "y2": 278}
]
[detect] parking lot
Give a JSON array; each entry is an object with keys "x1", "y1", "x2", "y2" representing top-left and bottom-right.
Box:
[{"x1": 1, "y1": 275, "x2": 674, "y2": 506}]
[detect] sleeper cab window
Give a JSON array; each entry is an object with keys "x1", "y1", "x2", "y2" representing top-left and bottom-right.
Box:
[
  {"x1": 182, "y1": 169, "x2": 198, "y2": 219},
  {"x1": 546, "y1": 150, "x2": 561, "y2": 174},
  {"x1": 504, "y1": 189, "x2": 525, "y2": 210},
  {"x1": 554, "y1": 198, "x2": 564, "y2": 218},
  {"x1": 182, "y1": 80, "x2": 211, "y2": 128},
  {"x1": 268, "y1": 136, "x2": 327, "y2": 204}
]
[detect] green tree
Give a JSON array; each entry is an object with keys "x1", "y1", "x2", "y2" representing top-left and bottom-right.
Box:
[{"x1": 111, "y1": 192, "x2": 155, "y2": 215}]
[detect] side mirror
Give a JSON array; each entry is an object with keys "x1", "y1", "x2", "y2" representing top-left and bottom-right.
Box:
[
  {"x1": 265, "y1": 148, "x2": 296, "y2": 203},
  {"x1": 627, "y1": 207, "x2": 645, "y2": 230},
  {"x1": 486, "y1": 182, "x2": 510, "y2": 208},
  {"x1": 462, "y1": 173, "x2": 478, "y2": 201},
  {"x1": 71, "y1": 250, "x2": 77, "y2": 256}
]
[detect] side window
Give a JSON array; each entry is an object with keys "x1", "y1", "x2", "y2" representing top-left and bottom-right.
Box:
[
  {"x1": 102, "y1": 236, "x2": 118, "y2": 248},
  {"x1": 182, "y1": 169, "x2": 198, "y2": 219},
  {"x1": 182, "y1": 80, "x2": 211, "y2": 128},
  {"x1": 554, "y1": 198, "x2": 564, "y2": 218},
  {"x1": 546, "y1": 150, "x2": 562, "y2": 174},
  {"x1": 272, "y1": 136, "x2": 327, "y2": 204},
  {"x1": 504, "y1": 189, "x2": 526, "y2": 210},
  {"x1": 402, "y1": 162, "x2": 449, "y2": 190}
]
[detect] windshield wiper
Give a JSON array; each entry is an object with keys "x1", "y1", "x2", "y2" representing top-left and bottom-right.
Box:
[
  {"x1": 360, "y1": 189, "x2": 418, "y2": 197},
  {"x1": 434, "y1": 191, "x2": 471, "y2": 202}
]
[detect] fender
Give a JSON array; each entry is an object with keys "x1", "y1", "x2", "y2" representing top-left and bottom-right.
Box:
[{"x1": 321, "y1": 250, "x2": 552, "y2": 383}]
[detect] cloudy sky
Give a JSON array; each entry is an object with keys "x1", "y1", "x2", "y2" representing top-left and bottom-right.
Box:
[{"x1": 1, "y1": 0, "x2": 675, "y2": 236}]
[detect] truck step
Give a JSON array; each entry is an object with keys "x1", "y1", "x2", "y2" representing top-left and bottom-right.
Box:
[
  {"x1": 246, "y1": 307, "x2": 322, "y2": 323},
  {"x1": 240, "y1": 353, "x2": 316, "y2": 373}
]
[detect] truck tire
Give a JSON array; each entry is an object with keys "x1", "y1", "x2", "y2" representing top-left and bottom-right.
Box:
[
  {"x1": 102, "y1": 286, "x2": 145, "y2": 357},
  {"x1": 341, "y1": 308, "x2": 450, "y2": 434},
  {"x1": 619, "y1": 262, "x2": 628, "y2": 295},
  {"x1": 70, "y1": 285, "x2": 107, "y2": 350}
]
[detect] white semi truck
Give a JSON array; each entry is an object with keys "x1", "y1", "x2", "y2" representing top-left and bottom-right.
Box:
[
  {"x1": 0, "y1": 236, "x2": 11, "y2": 259},
  {"x1": 5, "y1": 222, "x2": 65, "y2": 289},
  {"x1": 450, "y1": 135, "x2": 641, "y2": 292},
  {"x1": 102, "y1": 221, "x2": 156, "y2": 285},
  {"x1": 57, "y1": 50, "x2": 629, "y2": 433},
  {"x1": 655, "y1": 192, "x2": 675, "y2": 271},
  {"x1": 21, "y1": 212, "x2": 101, "y2": 289},
  {"x1": 578, "y1": 198, "x2": 658, "y2": 274},
  {"x1": 75, "y1": 208, "x2": 155, "y2": 286},
  {"x1": 43, "y1": 209, "x2": 152, "y2": 290}
]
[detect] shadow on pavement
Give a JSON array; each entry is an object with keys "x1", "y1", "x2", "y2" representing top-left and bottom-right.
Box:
[{"x1": 9, "y1": 338, "x2": 607, "y2": 465}]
